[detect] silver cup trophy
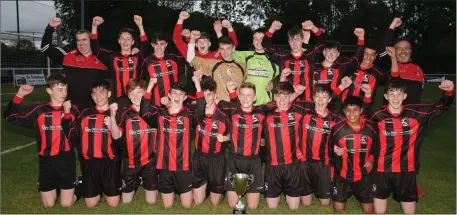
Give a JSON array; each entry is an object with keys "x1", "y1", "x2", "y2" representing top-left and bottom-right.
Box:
[{"x1": 227, "y1": 172, "x2": 254, "y2": 214}]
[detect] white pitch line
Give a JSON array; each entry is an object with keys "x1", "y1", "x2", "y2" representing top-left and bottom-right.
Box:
[{"x1": 0, "y1": 141, "x2": 35, "y2": 155}]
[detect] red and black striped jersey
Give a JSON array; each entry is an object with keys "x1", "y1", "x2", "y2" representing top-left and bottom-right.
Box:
[
  {"x1": 3, "y1": 96, "x2": 79, "y2": 156},
  {"x1": 341, "y1": 65, "x2": 389, "y2": 102},
  {"x1": 263, "y1": 106, "x2": 304, "y2": 166},
  {"x1": 141, "y1": 53, "x2": 184, "y2": 106},
  {"x1": 140, "y1": 94, "x2": 199, "y2": 171},
  {"x1": 370, "y1": 91, "x2": 454, "y2": 172},
  {"x1": 194, "y1": 93, "x2": 228, "y2": 155},
  {"x1": 118, "y1": 105, "x2": 157, "y2": 168},
  {"x1": 331, "y1": 118, "x2": 377, "y2": 182},
  {"x1": 90, "y1": 33, "x2": 148, "y2": 99},
  {"x1": 69, "y1": 107, "x2": 117, "y2": 160}
]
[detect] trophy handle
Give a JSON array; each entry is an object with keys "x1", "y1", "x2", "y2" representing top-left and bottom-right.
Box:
[
  {"x1": 227, "y1": 172, "x2": 235, "y2": 188},
  {"x1": 246, "y1": 174, "x2": 254, "y2": 188}
]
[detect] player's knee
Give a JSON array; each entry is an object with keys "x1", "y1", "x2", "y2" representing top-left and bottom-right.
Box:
[
  {"x1": 210, "y1": 197, "x2": 222, "y2": 206},
  {"x1": 288, "y1": 202, "x2": 300, "y2": 210},
  {"x1": 301, "y1": 200, "x2": 312, "y2": 206},
  {"x1": 247, "y1": 202, "x2": 259, "y2": 210},
  {"x1": 319, "y1": 198, "x2": 331, "y2": 206},
  {"x1": 182, "y1": 201, "x2": 193, "y2": 209},
  {"x1": 122, "y1": 197, "x2": 133, "y2": 204},
  {"x1": 42, "y1": 200, "x2": 56, "y2": 208},
  {"x1": 194, "y1": 197, "x2": 204, "y2": 206},
  {"x1": 228, "y1": 201, "x2": 236, "y2": 209},
  {"x1": 267, "y1": 202, "x2": 278, "y2": 209},
  {"x1": 85, "y1": 201, "x2": 98, "y2": 208},
  {"x1": 60, "y1": 199, "x2": 74, "y2": 208},
  {"x1": 163, "y1": 201, "x2": 174, "y2": 209},
  {"x1": 107, "y1": 201, "x2": 119, "y2": 208},
  {"x1": 333, "y1": 204, "x2": 345, "y2": 212},
  {"x1": 145, "y1": 197, "x2": 157, "y2": 205}
]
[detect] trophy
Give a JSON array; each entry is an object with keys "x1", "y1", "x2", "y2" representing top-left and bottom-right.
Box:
[{"x1": 227, "y1": 172, "x2": 254, "y2": 214}]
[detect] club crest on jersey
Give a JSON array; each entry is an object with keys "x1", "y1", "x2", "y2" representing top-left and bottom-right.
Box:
[
  {"x1": 288, "y1": 113, "x2": 295, "y2": 121},
  {"x1": 327, "y1": 68, "x2": 333, "y2": 75},
  {"x1": 227, "y1": 67, "x2": 233, "y2": 74},
  {"x1": 323, "y1": 120, "x2": 330, "y2": 129},
  {"x1": 177, "y1": 116, "x2": 184, "y2": 125},
  {"x1": 252, "y1": 114, "x2": 259, "y2": 122},
  {"x1": 300, "y1": 61, "x2": 305, "y2": 67},
  {"x1": 212, "y1": 121, "x2": 219, "y2": 129},
  {"x1": 165, "y1": 60, "x2": 172, "y2": 67},
  {"x1": 257, "y1": 60, "x2": 261, "y2": 66},
  {"x1": 128, "y1": 57, "x2": 134, "y2": 63},
  {"x1": 361, "y1": 135, "x2": 368, "y2": 145},
  {"x1": 401, "y1": 118, "x2": 409, "y2": 127},
  {"x1": 363, "y1": 74, "x2": 369, "y2": 83}
]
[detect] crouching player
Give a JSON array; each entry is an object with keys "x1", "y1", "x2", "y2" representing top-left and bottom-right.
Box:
[
  {"x1": 66, "y1": 79, "x2": 121, "y2": 208},
  {"x1": 331, "y1": 95, "x2": 377, "y2": 213},
  {"x1": 3, "y1": 75, "x2": 79, "y2": 207},
  {"x1": 107, "y1": 78, "x2": 158, "y2": 204}
]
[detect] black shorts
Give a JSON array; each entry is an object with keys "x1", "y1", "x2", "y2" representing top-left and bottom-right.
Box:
[
  {"x1": 38, "y1": 151, "x2": 76, "y2": 192},
  {"x1": 332, "y1": 173, "x2": 373, "y2": 204},
  {"x1": 158, "y1": 170, "x2": 192, "y2": 194},
  {"x1": 121, "y1": 161, "x2": 158, "y2": 193},
  {"x1": 82, "y1": 159, "x2": 121, "y2": 198},
  {"x1": 300, "y1": 160, "x2": 331, "y2": 199},
  {"x1": 224, "y1": 155, "x2": 264, "y2": 193},
  {"x1": 264, "y1": 160, "x2": 303, "y2": 198},
  {"x1": 372, "y1": 171, "x2": 418, "y2": 202},
  {"x1": 192, "y1": 152, "x2": 226, "y2": 194}
]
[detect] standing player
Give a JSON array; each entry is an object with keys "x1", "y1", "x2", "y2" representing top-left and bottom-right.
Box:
[
  {"x1": 139, "y1": 79, "x2": 201, "y2": 208},
  {"x1": 191, "y1": 73, "x2": 230, "y2": 206},
  {"x1": 89, "y1": 16, "x2": 149, "y2": 107},
  {"x1": 369, "y1": 77, "x2": 454, "y2": 214},
  {"x1": 106, "y1": 78, "x2": 158, "y2": 205},
  {"x1": 330, "y1": 95, "x2": 377, "y2": 213},
  {"x1": 41, "y1": 17, "x2": 107, "y2": 110},
  {"x1": 66, "y1": 79, "x2": 121, "y2": 208},
  {"x1": 3, "y1": 75, "x2": 79, "y2": 208}
]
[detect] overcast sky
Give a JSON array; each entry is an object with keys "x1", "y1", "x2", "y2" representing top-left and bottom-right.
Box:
[{"x1": 1, "y1": 1, "x2": 56, "y2": 34}]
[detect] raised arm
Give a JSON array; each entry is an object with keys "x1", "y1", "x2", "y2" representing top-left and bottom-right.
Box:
[
  {"x1": 221, "y1": 20, "x2": 239, "y2": 47},
  {"x1": 3, "y1": 85, "x2": 38, "y2": 128},
  {"x1": 62, "y1": 100, "x2": 78, "y2": 135},
  {"x1": 89, "y1": 16, "x2": 111, "y2": 65},
  {"x1": 186, "y1": 30, "x2": 201, "y2": 63},
  {"x1": 377, "y1": 17, "x2": 402, "y2": 72},
  {"x1": 139, "y1": 78, "x2": 160, "y2": 127},
  {"x1": 301, "y1": 20, "x2": 326, "y2": 56},
  {"x1": 133, "y1": 15, "x2": 152, "y2": 58},
  {"x1": 40, "y1": 17, "x2": 66, "y2": 64},
  {"x1": 411, "y1": 80, "x2": 455, "y2": 123},
  {"x1": 173, "y1": 11, "x2": 191, "y2": 59}
]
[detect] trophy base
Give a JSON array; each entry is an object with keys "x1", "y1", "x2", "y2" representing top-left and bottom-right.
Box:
[{"x1": 233, "y1": 208, "x2": 246, "y2": 214}]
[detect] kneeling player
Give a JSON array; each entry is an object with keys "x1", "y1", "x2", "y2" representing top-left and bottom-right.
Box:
[
  {"x1": 331, "y1": 96, "x2": 377, "y2": 213},
  {"x1": 3, "y1": 75, "x2": 79, "y2": 208},
  {"x1": 192, "y1": 74, "x2": 229, "y2": 206},
  {"x1": 108, "y1": 78, "x2": 158, "y2": 204},
  {"x1": 67, "y1": 80, "x2": 121, "y2": 208}
]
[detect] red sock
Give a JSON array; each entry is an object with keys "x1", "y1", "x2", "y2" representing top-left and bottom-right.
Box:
[{"x1": 417, "y1": 184, "x2": 425, "y2": 197}]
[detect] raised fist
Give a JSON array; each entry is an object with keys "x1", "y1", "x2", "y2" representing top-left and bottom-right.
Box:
[
  {"x1": 179, "y1": 11, "x2": 190, "y2": 21},
  {"x1": 131, "y1": 47, "x2": 140, "y2": 55},
  {"x1": 16, "y1": 85, "x2": 34, "y2": 98},
  {"x1": 104, "y1": 116, "x2": 111, "y2": 130},
  {"x1": 221, "y1": 19, "x2": 232, "y2": 29},
  {"x1": 92, "y1": 16, "x2": 104, "y2": 26},
  {"x1": 48, "y1": 17, "x2": 62, "y2": 28},
  {"x1": 360, "y1": 84, "x2": 372, "y2": 97},
  {"x1": 192, "y1": 70, "x2": 203, "y2": 83},
  {"x1": 439, "y1": 80, "x2": 454, "y2": 92},
  {"x1": 109, "y1": 103, "x2": 118, "y2": 117},
  {"x1": 149, "y1": 77, "x2": 158, "y2": 86},
  {"x1": 386, "y1": 46, "x2": 396, "y2": 58},
  {"x1": 265, "y1": 81, "x2": 273, "y2": 91},
  {"x1": 281, "y1": 68, "x2": 292, "y2": 78},
  {"x1": 190, "y1": 30, "x2": 201, "y2": 41},
  {"x1": 293, "y1": 85, "x2": 305, "y2": 95},
  {"x1": 161, "y1": 97, "x2": 170, "y2": 106},
  {"x1": 269, "y1": 20, "x2": 282, "y2": 32},
  {"x1": 302, "y1": 20, "x2": 314, "y2": 30},
  {"x1": 302, "y1": 30, "x2": 311, "y2": 44},
  {"x1": 133, "y1": 15, "x2": 143, "y2": 26},
  {"x1": 63, "y1": 100, "x2": 72, "y2": 113},
  {"x1": 226, "y1": 80, "x2": 238, "y2": 93},
  {"x1": 334, "y1": 145, "x2": 345, "y2": 156},
  {"x1": 340, "y1": 76, "x2": 353, "y2": 89},
  {"x1": 213, "y1": 20, "x2": 222, "y2": 32},
  {"x1": 390, "y1": 17, "x2": 402, "y2": 29},
  {"x1": 354, "y1": 28, "x2": 365, "y2": 39},
  {"x1": 217, "y1": 134, "x2": 225, "y2": 143},
  {"x1": 181, "y1": 29, "x2": 190, "y2": 38}
]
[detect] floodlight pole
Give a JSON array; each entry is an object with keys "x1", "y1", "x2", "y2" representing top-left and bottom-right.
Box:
[
  {"x1": 81, "y1": 0, "x2": 84, "y2": 29},
  {"x1": 16, "y1": 0, "x2": 20, "y2": 44}
]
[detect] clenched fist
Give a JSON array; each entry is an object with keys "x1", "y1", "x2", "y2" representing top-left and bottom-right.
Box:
[
  {"x1": 16, "y1": 85, "x2": 34, "y2": 98},
  {"x1": 179, "y1": 11, "x2": 190, "y2": 21},
  {"x1": 439, "y1": 80, "x2": 454, "y2": 92},
  {"x1": 390, "y1": 17, "x2": 402, "y2": 29},
  {"x1": 92, "y1": 16, "x2": 104, "y2": 26},
  {"x1": 133, "y1": 15, "x2": 143, "y2": 26},
  {"x1": 269, "y1": 20, "x2": 282, "y2": 32},
  {"x1": 109, "y1": 103, "x2": 118, "y2": 117},
  {"x1": 354, "y1": 28, "x2": 365, "y2": 39},
  {"x1": 301, "y1": 20, "x2": 314, "y2": 31},
  {"x1": 63, "y1": 100, "x2": 72, "y2": 113}
]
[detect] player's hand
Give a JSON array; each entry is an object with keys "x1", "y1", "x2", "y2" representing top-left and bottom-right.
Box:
[
  {"x1": 179, "y1": 11, "x2": 190, "y2": 21},
  {"x1": 131, "y1": 47, "x2": 140, "y2": 55},
  {"x1": 269, "y1": 20, "x2": 282, "y2": 32},
  {"x1": 293, "y1": 85, "x2": 305, "y2": 95},
  {"x1": 133, "y1": 15, "x2": 143, "y2": 26},
  {"x1": 48, "y1": 17, "x2": 62, "y2": 28},
  {"x1": 104, "y1": 116, "x2": 112, "y2": 130},
  {"x1": 92, "y1": 16, "x2": 104, "y2": 27},
  {"x1": 161, "y1": 97, "x2": 170, "y2": 106},
  {"x1": 109, "y1": 103, "x2": 118, "y2": 117},
  {"x1": 221, "y1": 19, "x2": 232, "y2": 29},
  {"x1": 386, "y1": 46, "x2": 396, "y2": 58},
  {"x1": 265, "y1": 81, "x2": 273, "y2": 92},
  {"x1": 281, "y1": 68, "x2": 292, "y2": 78},
  {"x1": 63, "y1": 100, "x2": 72, "y2": 113},
  {"x1": 192, "y1": 70, "x2": 203, "y2": 83},
  {"x1": 333, "y1": 145, "x2": 345, "y2": 156},
  {"x1": 364, "y1": 160, "x2": 373, "y2": 170},
  {"x1": 190, "y1": 30, "x2": 201, "y2": 41},
  {"x1": 217, "y1": 134, "x2": 225, "y2": 143},
  {"x1": 226, "y1": 80, "x2": 237, "y2": 93},
  {"x1": 360, "y1": 84, "x2": 372, "y2": 97},
  {"x1": 302, "y1": 30, "x2": 311, "y2": 44},
  {"x1": 16, "y1": 85, "x2": 34, "y2": 98},
  {"x1": 439, "y1": 80, "x2": 454, "y2": 91},
  {"x1": 181, "y1": 29, "x2": 191, "y2": 38},
  {"x1": 260, "y1": 138, "x2": 266, "y2": 146},
  {"x1": 147, "y1": 77, "x2": 157, "y2": 92},
  {"x1": 301, "y1": 20, "x2": 314, "y2": 30},
  {"x1": 340, "y1": 76, "x2": 353, "y2": 89},
  {"x1": 389, "y1": 17, "x2": 402, "y2": 29},
  {"x1": 214, "y1": 20, "x2": 223, "y2": 32},
  {"x1": 354, "y1": 28, "x2": 365, "y2": 40}
]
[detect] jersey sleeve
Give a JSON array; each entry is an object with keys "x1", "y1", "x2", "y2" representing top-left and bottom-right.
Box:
[
  {"x1": 62, "y1": 106, "x2": 79, "y2": 136},
  {"x1": 40, "y1": 25, "x2": 66, "y2": 65},
  {"x1": 89, "y1": 33, "x2": 112, "y2": 67},
  {"x1": 411, "y1": 90, "x2": 455, "y2": 124},
  {"x1": 173, "y1": 23, "x2": 189, "y2": 60},
  {"x1": 3, "y1": 96, "x2": 39, "y2": 128},
  {"x1": 139, "y1": 93, "x2": 159, "y2": 128}
]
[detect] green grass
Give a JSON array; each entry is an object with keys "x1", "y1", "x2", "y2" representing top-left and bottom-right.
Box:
[{"x1": 1, "y1": 83, "x2": 455, "y2": 213}]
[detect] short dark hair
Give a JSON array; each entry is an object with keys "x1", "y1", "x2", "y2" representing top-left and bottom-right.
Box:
[
  {"x1": 90, "y1": 79, "x2": 110, "y2": 92},
  {"x1": 343, "y1": 96, "x2": 363, "y2": 109},
  {"x1": 201, "y1": 77, "x2": 217, "y2": 92},
  {"x1": 313, "y1": 84, "x2": 331, "y2": 96},
  {"x1": 253, "y1": 28, "x2": 266, "y2": 35},
  {"x1": 76, "y1": 29, "x2": 90, "y2": 37},
  {"x1": 197, "y1": 32, "x2": 210, "y2": 41},
  {"x1": 169, "y1": 82, "x2": 187, "y2": 94},
  {"x1": 324, "y1": 40, "x2": 341, "y2": 50},
  {"x1": 386, "y1": 78, "x2": 407, "y2": 93},
  {"x1": 118, "y1": 28, "x2": 135, "y2": 39},
  {"x1": 47, "y1": 74, "x2": 68, "y2": 88},
  {"x1": 395, "y1": 37, "x2": 413, "y2": 47},
  {"x1": 126, "y1": 78, "x2": 146, "y2": 94},
  {"x1": 274, "y1": 82, "x2": 294, "y2": 95},
  {"x1": 219, "y1": 36, "x2": 234, "y2": 46},
  {"x1": 150, "y1": 32, "x2": 168, "y2": 44},
  {"x1": 287, "y1": 27, "x2": 303, "y2": 39},
  {"x1": 239, "y1": 82, "x2": 256, "y2": 93},
  {"x1": 365, "y1": 39, "x2": 379, "y2": 52}
]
